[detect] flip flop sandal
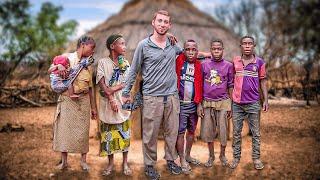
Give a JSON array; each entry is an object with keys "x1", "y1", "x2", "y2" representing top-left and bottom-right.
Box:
[
  {"x1": 253, "y1": 159, "x2": 264, "y2": 170},
  {"x1": 80, "y1": 162, "x2": 90, "y2": 171},
  {"x1": 102, "y1": 168, "x2": 113, "y2": 176},
  {"x1": 123, "y1": 166, "x2": 132, "y2": 176},
  {"x1": 219, "y1": 156, "x2": 229, "y2": 167},
  {"x1": 57, "y1": 163, "x2": 69, "y2": 170},
  {"x1": 181, "y1": 162, "x2": 192, "y2": 174},
  {"x1": 204, "y1": 157, "x2": 214, "y2": 167},
  {"x1": 186, "y1": 157, "x2": 201, "y2": 166},
  {"x1": 229, "y1": 159, "x2": 240, "y2": 169}
]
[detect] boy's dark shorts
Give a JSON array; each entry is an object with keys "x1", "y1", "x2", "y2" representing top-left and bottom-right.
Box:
[{"x1": 178, "y1": 102, "x2": 198, "y2": 134}]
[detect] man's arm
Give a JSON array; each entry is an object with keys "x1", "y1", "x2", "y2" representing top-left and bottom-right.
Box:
[{"x1": 122, "y1": 42, "x2": 144, "y2": 97}]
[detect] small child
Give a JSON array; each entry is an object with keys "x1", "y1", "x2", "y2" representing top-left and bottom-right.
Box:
[
  {"x1": 96, "y1": 34, "x2": 132, "y2": 176},
  {"x1": 175, "y1": 39, "x2": 203, "y2": 173},
  {"x1": 49, "y1": 55, "x2": 94, "y2": 98},
  {"x1": 198, "y1": 39, "x2": 234, "y2": 167}
]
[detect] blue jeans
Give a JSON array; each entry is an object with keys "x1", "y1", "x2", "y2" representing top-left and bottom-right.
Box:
[{"x1": 232, "y1": 101, "x2": 261, "y2": 160}]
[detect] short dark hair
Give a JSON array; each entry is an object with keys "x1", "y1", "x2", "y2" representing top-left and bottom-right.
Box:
[
  {"x1": 77, "y1": 36, "x2": 95, "y2": 49},
  {"x1": 211, "y1": 38, "x2": 224, "y2": 47},
  {"x1": 240, "y1": 35, "x2": 255, "y2": 44},
  {"x1": 184, "y1": 39, "x2": 197, "y2": 48}
]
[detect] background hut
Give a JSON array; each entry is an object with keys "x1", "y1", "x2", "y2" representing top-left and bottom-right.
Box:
[{"x1": 68, "y1": 0, "x2": 244, "y2": 139}]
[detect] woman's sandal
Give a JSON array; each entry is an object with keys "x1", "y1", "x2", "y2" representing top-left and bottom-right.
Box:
[
  {"x1": 123, "y1": 165, "x2": 132, "y2": 176},
  {"x1": 204, "y1": 156, "x2": 214, "y2": 167},
  {"x1": 57, "y1": 163, "x2": 69, "y2": 170},
  {"x1": 102, "y1": 168, "x2": 113, "y2": 176},
  {"x1": 80, "y1": 161, "x2": 90, "y2": 171}
]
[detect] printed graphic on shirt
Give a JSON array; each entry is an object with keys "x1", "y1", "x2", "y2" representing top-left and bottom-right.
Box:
[
  {"x1": 180, "y1": 63, "x2": 195, "y2": 102},
  {"x1": 252, "y1": 65, "x2": 257, "y2": 72},
  {"x1": 205, "y1": 69, "x2": 222, "y2": 86}
]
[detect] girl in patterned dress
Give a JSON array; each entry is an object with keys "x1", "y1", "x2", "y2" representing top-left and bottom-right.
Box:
[{"x1": 96, "y1": 34, "x2": 132, "y2": 176}]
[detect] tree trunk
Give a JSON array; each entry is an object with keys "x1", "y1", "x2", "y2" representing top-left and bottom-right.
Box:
[
  {"x1": 303, "y1": 59, "x2": 313, "y2": 106},
  {"x1": 0, "y1": 48, "x2": 31, "y2": 87}
]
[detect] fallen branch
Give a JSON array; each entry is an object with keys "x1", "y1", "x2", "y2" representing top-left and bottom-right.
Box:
[{"x1": 18, "y1": 95, "x2": 42, "y2": 107}]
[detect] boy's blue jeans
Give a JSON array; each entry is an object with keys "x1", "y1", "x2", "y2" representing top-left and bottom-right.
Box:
[{"x1": 232, "y1": 101, "x2": 261, "y2": 160}]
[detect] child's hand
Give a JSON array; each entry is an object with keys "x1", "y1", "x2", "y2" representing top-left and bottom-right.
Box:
[
  {"x1": 197, "y1": 104, "x2": 204, "y2": 118},
  {"x1": 263, "y1": 101, "x2": 269, "y2": 112},
  {"x1": 110, "y1": 100, "x2": 119, "y2": 112},
  {"x1": 57, "y1": 65, "x2": 68, "y2": 79},
  {"x1": 167, "y1": 33, "x2": 178, "y2": 45},
  {"x1": 121, "y1": 95, "x2": 132, "y2": 104}
]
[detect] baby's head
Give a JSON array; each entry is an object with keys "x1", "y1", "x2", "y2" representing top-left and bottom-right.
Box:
[{"x1": 52, "y1": 55, "x2": 70, "y2": 74}]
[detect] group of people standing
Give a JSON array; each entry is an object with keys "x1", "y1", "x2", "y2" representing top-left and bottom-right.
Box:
[{"x1": 50, "y1": 9, "x2": 268, "y2": 180}]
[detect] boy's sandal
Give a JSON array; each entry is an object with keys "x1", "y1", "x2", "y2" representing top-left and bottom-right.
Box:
[
  {"x1": 204, "y1": 157, "x2": 214, "y2": 167},
  {"x1": 181, "y1": 163, "x2": 192, "y2": 174},
  {"x1": 219, "y1": 156, "x2": 229, "y2": 167},
  {"x1": 186, "y1": 157, "x2": 201, "y2": 166},
  {"x1": 102, "y1": 168, "x2": 113, "y2": 176},
  {"x1": 229, "y1": 159, "x2": 240, "y2": 169},
  {"x1": 253, "y1": 159, "x2": 264, "y2": 170},
  {"x1": 123, "y1": 166, "x2": 132, "y2": 176}
]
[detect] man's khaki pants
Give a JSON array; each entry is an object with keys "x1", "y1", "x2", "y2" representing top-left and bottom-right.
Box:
[{"x1": 142, "y1": 94, "x2": 180, "y2": 166}]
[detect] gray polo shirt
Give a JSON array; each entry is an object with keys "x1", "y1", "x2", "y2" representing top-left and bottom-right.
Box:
[{"x1": 123, "y1": 36, "x2": 182, "y2": 96}]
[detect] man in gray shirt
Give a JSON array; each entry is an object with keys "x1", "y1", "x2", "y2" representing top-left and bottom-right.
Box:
[{"x1": 122, "y1": 10, "x2": 182, "y2": 179}]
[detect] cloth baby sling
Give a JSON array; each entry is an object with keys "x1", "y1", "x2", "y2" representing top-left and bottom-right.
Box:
[{"x1": 50, "y1": 56, "x2": 94, "y2": 94}]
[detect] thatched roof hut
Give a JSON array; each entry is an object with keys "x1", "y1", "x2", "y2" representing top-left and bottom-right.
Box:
[
  {"x1": 69, "y1": 0, "x2": 241, "y2": 139},
  {"x1": 69, "y1": 0, "x2": 240, "y2": 61}
]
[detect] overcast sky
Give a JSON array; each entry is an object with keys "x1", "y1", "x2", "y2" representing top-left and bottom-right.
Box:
[{"x1": 29, "y1": 0, "x2": 233, "y2": 38}]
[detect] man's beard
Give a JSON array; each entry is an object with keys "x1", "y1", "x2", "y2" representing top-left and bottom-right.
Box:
[{"x1": 154, "y1": 27, "x2": 168, "y2": 35}]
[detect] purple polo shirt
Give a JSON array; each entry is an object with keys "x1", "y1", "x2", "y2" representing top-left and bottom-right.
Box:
[
  {"x1": 202, "y1": 58, "x2": 234, "y2": 101},
  {"x1": 232, "y1": 56, "x2": 267, "y2": 104}
]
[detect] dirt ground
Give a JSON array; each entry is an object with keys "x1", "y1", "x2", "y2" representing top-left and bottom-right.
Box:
[{"x1": 0, "y1": 104, "x2": 319, "y2": 179}]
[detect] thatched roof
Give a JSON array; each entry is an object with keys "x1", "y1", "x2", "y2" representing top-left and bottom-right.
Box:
[{"x1": 68, "y1": 0, "x2": 240, "y2": 61}]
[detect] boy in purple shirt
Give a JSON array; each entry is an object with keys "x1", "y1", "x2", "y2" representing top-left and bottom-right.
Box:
[
  {"x1": 229, "y1": 36, "x2": 268, "y2": 170},
  {"x1": 198, "y1": 39, "x2": 234, "y2": 167}
]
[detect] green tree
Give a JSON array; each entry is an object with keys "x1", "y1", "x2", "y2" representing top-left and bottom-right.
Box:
[{"x1": 0, "y1": 0, "x2": 77, "y2": 86}]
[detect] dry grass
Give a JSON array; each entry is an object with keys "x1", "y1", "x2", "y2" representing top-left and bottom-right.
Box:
[{"x1": 0, "y1": 104, "x2": 319, "y2": 179}]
